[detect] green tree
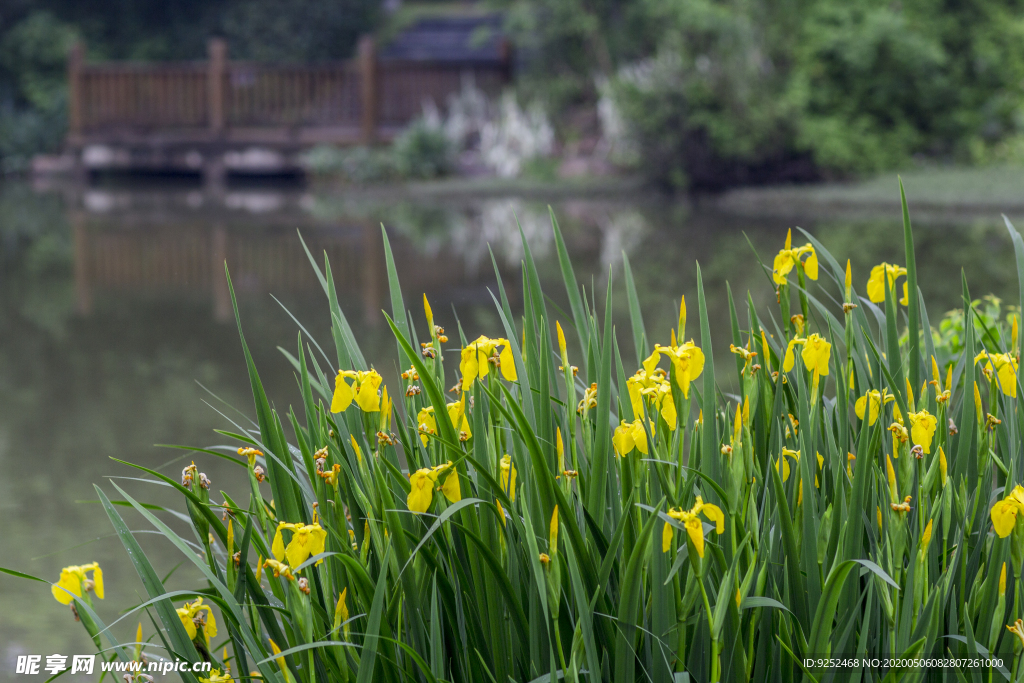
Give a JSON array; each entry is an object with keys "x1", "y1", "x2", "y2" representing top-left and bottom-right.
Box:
[
  {"x1": 505, "y1": 0, "x2": 1024, "y2": 188},
  {"x1": 222, "y1": 0, "x2": 380, "y2": 62},
  {"x1": 0, "y1": 11, "x2": 77, "y2": 169}
]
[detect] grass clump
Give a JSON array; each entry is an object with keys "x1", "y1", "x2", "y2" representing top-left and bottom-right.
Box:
[
  {"x1": 303, "y1": 121, "x2": 454, "y2": 184},
  {"x1": 10, "y1": 183, "x2": 1024, "y2": 682}
]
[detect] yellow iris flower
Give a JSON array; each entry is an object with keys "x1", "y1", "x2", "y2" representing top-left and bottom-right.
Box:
[
  {"x1": 729, "y1": 343, "x2": 758, "y2": 375},
  {"x1": 335, "y1": 587, "x2": 350, "y2": 637},
  {"x1": 866, "y1": 263, "x2": 909, "y2": 305},
  {"x1": 1008, "y1": 619, "x2": 1024, "y2": 650},
  {"x1": 441, "y1": 468, "x2": 461, "y2": 503},
  {"x1": 613, "y1": 419, "x2": 649, "y2": 456},
  {"x1": 176, "y1": 596, "x2": 217, "y2": 641},
  {"x1": 975, "y1": 351, "x2": 1019, "y2": 398},
  {"x1": 460, "y1": 335, "x2": 517, "y2": 390},
  {"x1": 417, "y1": 396, "x2": 472, "y2": 445},
  {"x1": 272, "y1": 522, "x2": 327, "y2": 568},
  {"x1": 51, "y1": 562, "x2": 103, "y2": 605},
  {"x1": 775, "y1": 448, "x2": 800, "y2": 482},
  {"x1": 886, "y1": 454, "x2": 898, "y2": 501},
  {"x1": 991, "y1": 485, "x2": 1024, "y2": 537},
  {"x1": 577, "y1": 382, "x2": 598, "y2": 415},
  {"x1": 331, "y1": 369, "x2": 383, "y2": 413},
  {"x1": 662, "y1": 496, "x2": 725, "y2": 557},
  {"x1": 199, "y1": 669, "x2": 233, "y2": 683},
  {"x1": 269, "y1": 638, "x2": 287, "y2": 672},
  {"x1": 907, "y1": 410, "x2": 937, "y2": 454},
  {"x1": 407, "y1": 470, "x2": 434, "y2": 513},
  {"x1": 782, "y1": 333, "x2": 831, "y2": 375},
  {"x1": 642, "y1": 341, "x2": 705, "y2": 398},
  {"x1": 407, "y1": 462, "x2": 461, "y2": 513},
  {"x1": 500, "y1": 454, "x2": 517, "y2": 502},
  {"x1": 263, "y1": 558, "x2": 295, "y2": 580},
  {"x1": 854, "y1": 389, "x2": 894, "y2": 425},
  {"x1": 772, "y1": 230, "x2": 818, "y2": 285},
  {"x1": 921, "y1": 519, "x2": 933, "y2": 554},
  {"x1": 626, "y1": 369, "x2": 677, "y2": 429}
]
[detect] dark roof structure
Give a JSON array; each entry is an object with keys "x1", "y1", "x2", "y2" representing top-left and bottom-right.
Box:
[{"x1": 379, "y1": 14, "x2": 508, "y2": 64}]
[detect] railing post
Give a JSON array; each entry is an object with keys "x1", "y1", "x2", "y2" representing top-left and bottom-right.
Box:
[
  {"x1": 359, "y1": 36, "x2": 377, "y2": 144},
  {"x1": 67, "y1": 42, "x2": 84, "y2": 143},
  {"x1": 211, "y1": 224, "x2": 230, "y2": 323},
  {"x1": 72, "y1": 210, "x2": 92, "y2": 316},
  {"x1": 498, "y1": 38, "x2": 514, "y2": 84},
  {"x1": 208, "y1": 38, "x2": 227, "y2": 134}
]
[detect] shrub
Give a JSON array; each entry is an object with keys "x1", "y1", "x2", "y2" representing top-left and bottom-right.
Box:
[
  {"x1": 302, "y1": 121, "x2": 453, "y2": 183},
  {"x1": 392, "y1": 121, "x2": 454, "y2": 180},
  {"x1": 480, "y1": 93, "x2": 555, "y2": 178},
  {"x1": 15, "y1": 189, "x2": 1024, "y2": 681},
  {"x1": 300, "y1": 145, "x2": 398, "y2": 183},
  {"x1": 930, "y1": 294, "x2": 1020, "y2": 359},
  {"x1": 508, "y1": 0, "x2": 1024, "y2": 187}
]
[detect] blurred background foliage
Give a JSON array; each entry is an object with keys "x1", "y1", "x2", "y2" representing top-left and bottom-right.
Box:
[
  {"x1": 502, "y1": 0, "x2": 1024, "y2": 189},
  {"x1": 0, "y1": 0, "x2": 380, "y2": 170},
  {"x1": 0, "y1": 0, "x2": 1023, "y2": 186}
]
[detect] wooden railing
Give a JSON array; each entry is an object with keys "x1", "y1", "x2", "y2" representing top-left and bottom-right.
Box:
[
  {"x1": 67, "y1": 37, "x2": 511, "y2": 145},
  {"x1": 77, "y1": 63, "x2": 209, "y2": 130},
  {"x1": 224, "y1": 62, "x2": 363, "y2": 128}
]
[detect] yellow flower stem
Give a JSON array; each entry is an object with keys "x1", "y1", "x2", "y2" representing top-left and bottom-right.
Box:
[
  {"x1": 697, "y1": 577, "x2": 720, "y2": 683},
  {"x1": 937, "y1": 399, "x2": 947, "y2": 450},
  {"x1": 780, "y1": 282, "x2": 791, "y2": 338},
  {"x1": 560, "y1": 354, "x2": 580, "y2": 493},
  {"x1": 796, "y1": 263, "x2": 810, "y2": 329},
  {"x1": 916, "y1": 458, "x2": 925, "y2": 541},
  {"x1": 248, "y1": 458, "x2": 270, "y2": 531},
  {"x1": 581, "y1": 394, "x2": 595, "y2": 467},
  {"x1": 844, "y1": 302, "x2": 854, "y2": 384},
  {"x1": 941, "y1": 504, "x2": 947, "y2": 574},
  {"x1": 552, "y1": 613, "x2": 568, "y2": 677},
  {"x1": 676, "y1": 398, "x2": 689, "y2": 493}
]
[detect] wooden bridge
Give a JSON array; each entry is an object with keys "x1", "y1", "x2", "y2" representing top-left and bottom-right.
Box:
[{"x1": 66, "y1": 33, "x2": 511, "y2": 184}]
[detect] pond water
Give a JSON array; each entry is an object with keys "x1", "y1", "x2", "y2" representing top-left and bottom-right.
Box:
[{"x1": 0, "y1": 176, "x2": 1019, "y2": 679}]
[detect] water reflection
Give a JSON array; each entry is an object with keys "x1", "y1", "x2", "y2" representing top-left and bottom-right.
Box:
[{"x1": 1, "y1": 178, "x2": 1021, "y2": 679}]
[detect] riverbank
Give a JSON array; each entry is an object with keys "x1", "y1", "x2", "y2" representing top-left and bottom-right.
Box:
[
  {"x1": 713, "y1": 164, "x2": 1024, "y2": 220},
  {"x1": 309, "y1": 163, "x2": 1024, "y2": 219},
  {"x1": 308, "y1": 174, "x2": 648, "y2": 201}
]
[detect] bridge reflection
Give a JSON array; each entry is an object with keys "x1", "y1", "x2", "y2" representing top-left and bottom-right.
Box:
[
  {"x1": 67, "y1": 187, "x2": 533, "y2": 325},
  {"x1": 63, "y1": 181, "x2": 650, "y2": 333}
]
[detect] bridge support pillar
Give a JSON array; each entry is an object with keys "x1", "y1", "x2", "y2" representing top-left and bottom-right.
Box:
[
  {"x1": 208, "y1": 39, "x2": 227, "y2": 133},
  {"x1": 359, "y1": 36, "x2": 378, "y2": 144},
  {"x1": 72, "y1": 211, "x2": 92, "y2": 316},
  {"x1": 204, "y1": 156, "x2": 226, "y2": 196}
]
